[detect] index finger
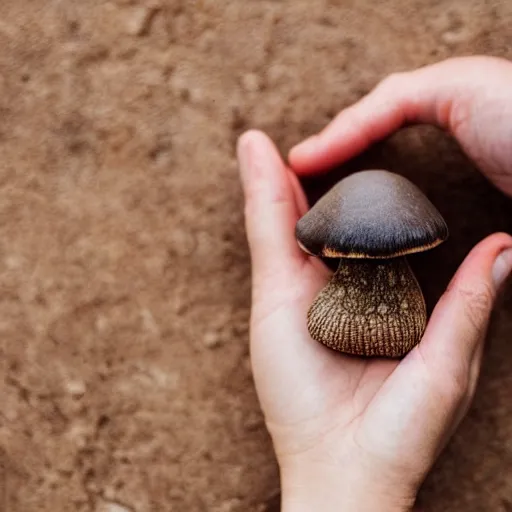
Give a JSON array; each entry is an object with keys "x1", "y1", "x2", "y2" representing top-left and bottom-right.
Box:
[{"x1": 287, "y1": 56, "x2": 501, "y2": 176}]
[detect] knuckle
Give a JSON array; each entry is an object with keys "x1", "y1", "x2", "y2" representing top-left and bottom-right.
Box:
[
  {"x1": 457, "y1": 283, "x2": 494, "y2": 333},
  {"x1": 340, "y1": 105, "x2": 364, "y2": 131},
  {"x1": 444, "y1": 368, "x2": 470, "y2": 403},
  {"x1": 448, "y1": 97, "x2": 473, "y2": 134},
  {"x1": 429, "y1": 364, "x2": 470, "y2": 406},
  {"x1": 376, "y1": 71, "x2": 407, "y2": 92}
]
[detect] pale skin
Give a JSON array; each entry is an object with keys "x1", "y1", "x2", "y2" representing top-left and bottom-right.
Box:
[{"x1": 237, "y1": 56, "x2": 512, "y2": 511}]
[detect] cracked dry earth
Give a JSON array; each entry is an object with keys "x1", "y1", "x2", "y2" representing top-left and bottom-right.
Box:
[{"x1": 0, "y1": 1, "x2": 511, "y2": 511}]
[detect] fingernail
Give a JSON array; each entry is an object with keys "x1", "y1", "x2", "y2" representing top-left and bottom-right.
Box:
[
  {"x1": 237, "y1": 132, "x2": 255, "y2": 188},
  {"x1": 492, "y1": 247, "x2": 512, "y2": 288}
]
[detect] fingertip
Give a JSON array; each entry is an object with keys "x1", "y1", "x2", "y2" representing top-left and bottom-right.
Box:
[
  {"x1": 238, "y1": 129, "x2": 288, "y2": 169},
  {"x1": 479, "y1": 231, "x2": 512, "y2": 252},
  {"x1": 446, "y1": 232, "x2": 512, "y2": 291},
  {"x1": 236, "y1": 130, "x2": 309, "y2": 281},
  {"x1": 237, "y1": 129, "x2": 268, "y2": 159},
  {"x1": 288, "y1": 135, "x2": 320, "y2": 173},
  {"x1": 471, "y1": 231, "x2": 512, "y2": 252},
  {"x1": 417, "y1": 231, "x2": 512, "y2": 366},
  {"x1": 238, "y1": 128, "x2": 270, "y2": 144},
  {"x1": 237, "y1": 129, "x2": 286, "y2": 195},
  {"x1": 289, "y1": 136, "x2": 344, "y2": 176}
]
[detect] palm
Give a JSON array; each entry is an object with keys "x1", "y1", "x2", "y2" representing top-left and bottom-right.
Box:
[
  {"x1": 250, "y1": 254, "x2": 398, "y2": 445},
  {"x1": 241, "y1": 131, "x2": 401, "y2": 447}
]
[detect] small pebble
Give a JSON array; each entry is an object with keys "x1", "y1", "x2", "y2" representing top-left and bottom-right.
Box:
[
  {"x1": 213, "y1": 499, "x2": 242, "y2": 512},
  {"x1": 140, "y1": 308, "x2": 160, "y2": 336},
  {"x1": 241, "y1": 73, "x2": 262, "y2": 93},
  {"x1": 125, "y1": 6, "x2": 158, "y2": 37},
  {"x1": 65, "y1": 379, "x2": 86, "y2": 398},
  {"x1": 198, "y1": 29, "x2": 216, "y2": 52},
  {"x1": 95, "y1": 315, "x2": 109, "y2": 333},
  {"x1": 203, "y1": 331, "x2": 222, "y2": 349},
  {"x1": 266, "y1": 64, "x2": 291, "y2": 87},
  {"x1": 441, "y1": 29, "x2": 468, "y2": 46},
  {"x1": 243, "y1": 413, "x2": 263, "y2": 431},
  {"x1": 65, "y1": 423, "x2": 91, "y2": 449},
  {"x1": 96, "y1": 501, "x2": 133, "y2": 512},
  {"x1": 170, "y1": 72, "x2": 191, "y2": 101}
]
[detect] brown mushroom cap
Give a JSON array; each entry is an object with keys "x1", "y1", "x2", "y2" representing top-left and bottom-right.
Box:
[{"x1": 296, "y1": 170, "x2": 448, "y2": 259}]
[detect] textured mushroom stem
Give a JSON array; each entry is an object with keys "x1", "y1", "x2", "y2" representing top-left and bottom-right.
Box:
[{"x1": 307, "y1": 257, "x2": 426, "y2": 357}]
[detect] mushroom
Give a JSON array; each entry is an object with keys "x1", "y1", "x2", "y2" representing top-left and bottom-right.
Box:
[{"x1": 295, "y1": 169, "x2": 448, "y2": 358}]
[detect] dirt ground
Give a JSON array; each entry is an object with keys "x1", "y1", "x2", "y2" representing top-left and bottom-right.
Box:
[{"x1": 0, "y1": 1, "x2": 511, "y2": 511}]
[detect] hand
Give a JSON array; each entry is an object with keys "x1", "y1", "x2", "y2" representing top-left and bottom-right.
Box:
[
  {"x1": 289, "y1": 55, "x2": 512, "y2": 197},
  {"x1": 237, "y1": 132, "x2": 512, "y2": 509}
]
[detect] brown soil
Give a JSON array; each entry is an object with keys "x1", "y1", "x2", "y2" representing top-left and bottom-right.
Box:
[{"x1": 0, "y1": 1, "x2": 511, "y2": 511}]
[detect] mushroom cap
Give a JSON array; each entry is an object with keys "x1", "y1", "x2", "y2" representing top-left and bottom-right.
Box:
[{"x1": 296, "y1": 169, "x2": 448, "y2": 259}]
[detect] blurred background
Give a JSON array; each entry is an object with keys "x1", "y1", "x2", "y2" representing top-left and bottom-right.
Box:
[{"x1": 0, "y1": 1, "x2": 511, "y2": 511}]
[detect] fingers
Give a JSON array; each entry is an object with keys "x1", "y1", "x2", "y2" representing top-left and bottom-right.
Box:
[
  {"x1": 288, "y1": 67, "x2": 441, "y2": 175},
  {"x1": 237, "y1": 130, "x2": 307, "y2": 287},
  {"x1": 357, "y1": 233, "x2": 512, "y2": 474},
  {"x1": 288, "y1": 56, "x2": 512, "y2": 176},
  {"x1": 414, "y1": 232, "x2": 512, "y2": 393}
]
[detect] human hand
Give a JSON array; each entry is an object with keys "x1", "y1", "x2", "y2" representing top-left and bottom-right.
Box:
[
  {"x1": 289, "y1": 55, "x2": 512, "y2": 197},
  {"x1": 237, "y1": 128, "x2": 512, "y2": 511}
]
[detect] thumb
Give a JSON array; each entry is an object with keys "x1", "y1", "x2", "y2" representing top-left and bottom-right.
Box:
[
  {"x1": 237, "y1": 130, "x2": 308, "y2": 291},
  {"x1": 358, "y1": 233, "x2": 512, "y2": 475},
  {"x1": 416, "y1": 232, "x2": 512, "y2": 388}
]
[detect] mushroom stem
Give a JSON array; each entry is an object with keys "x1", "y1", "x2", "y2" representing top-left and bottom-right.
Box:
[{"x1": 307, "y1": 257, "x2": 426, "y2": 357}]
